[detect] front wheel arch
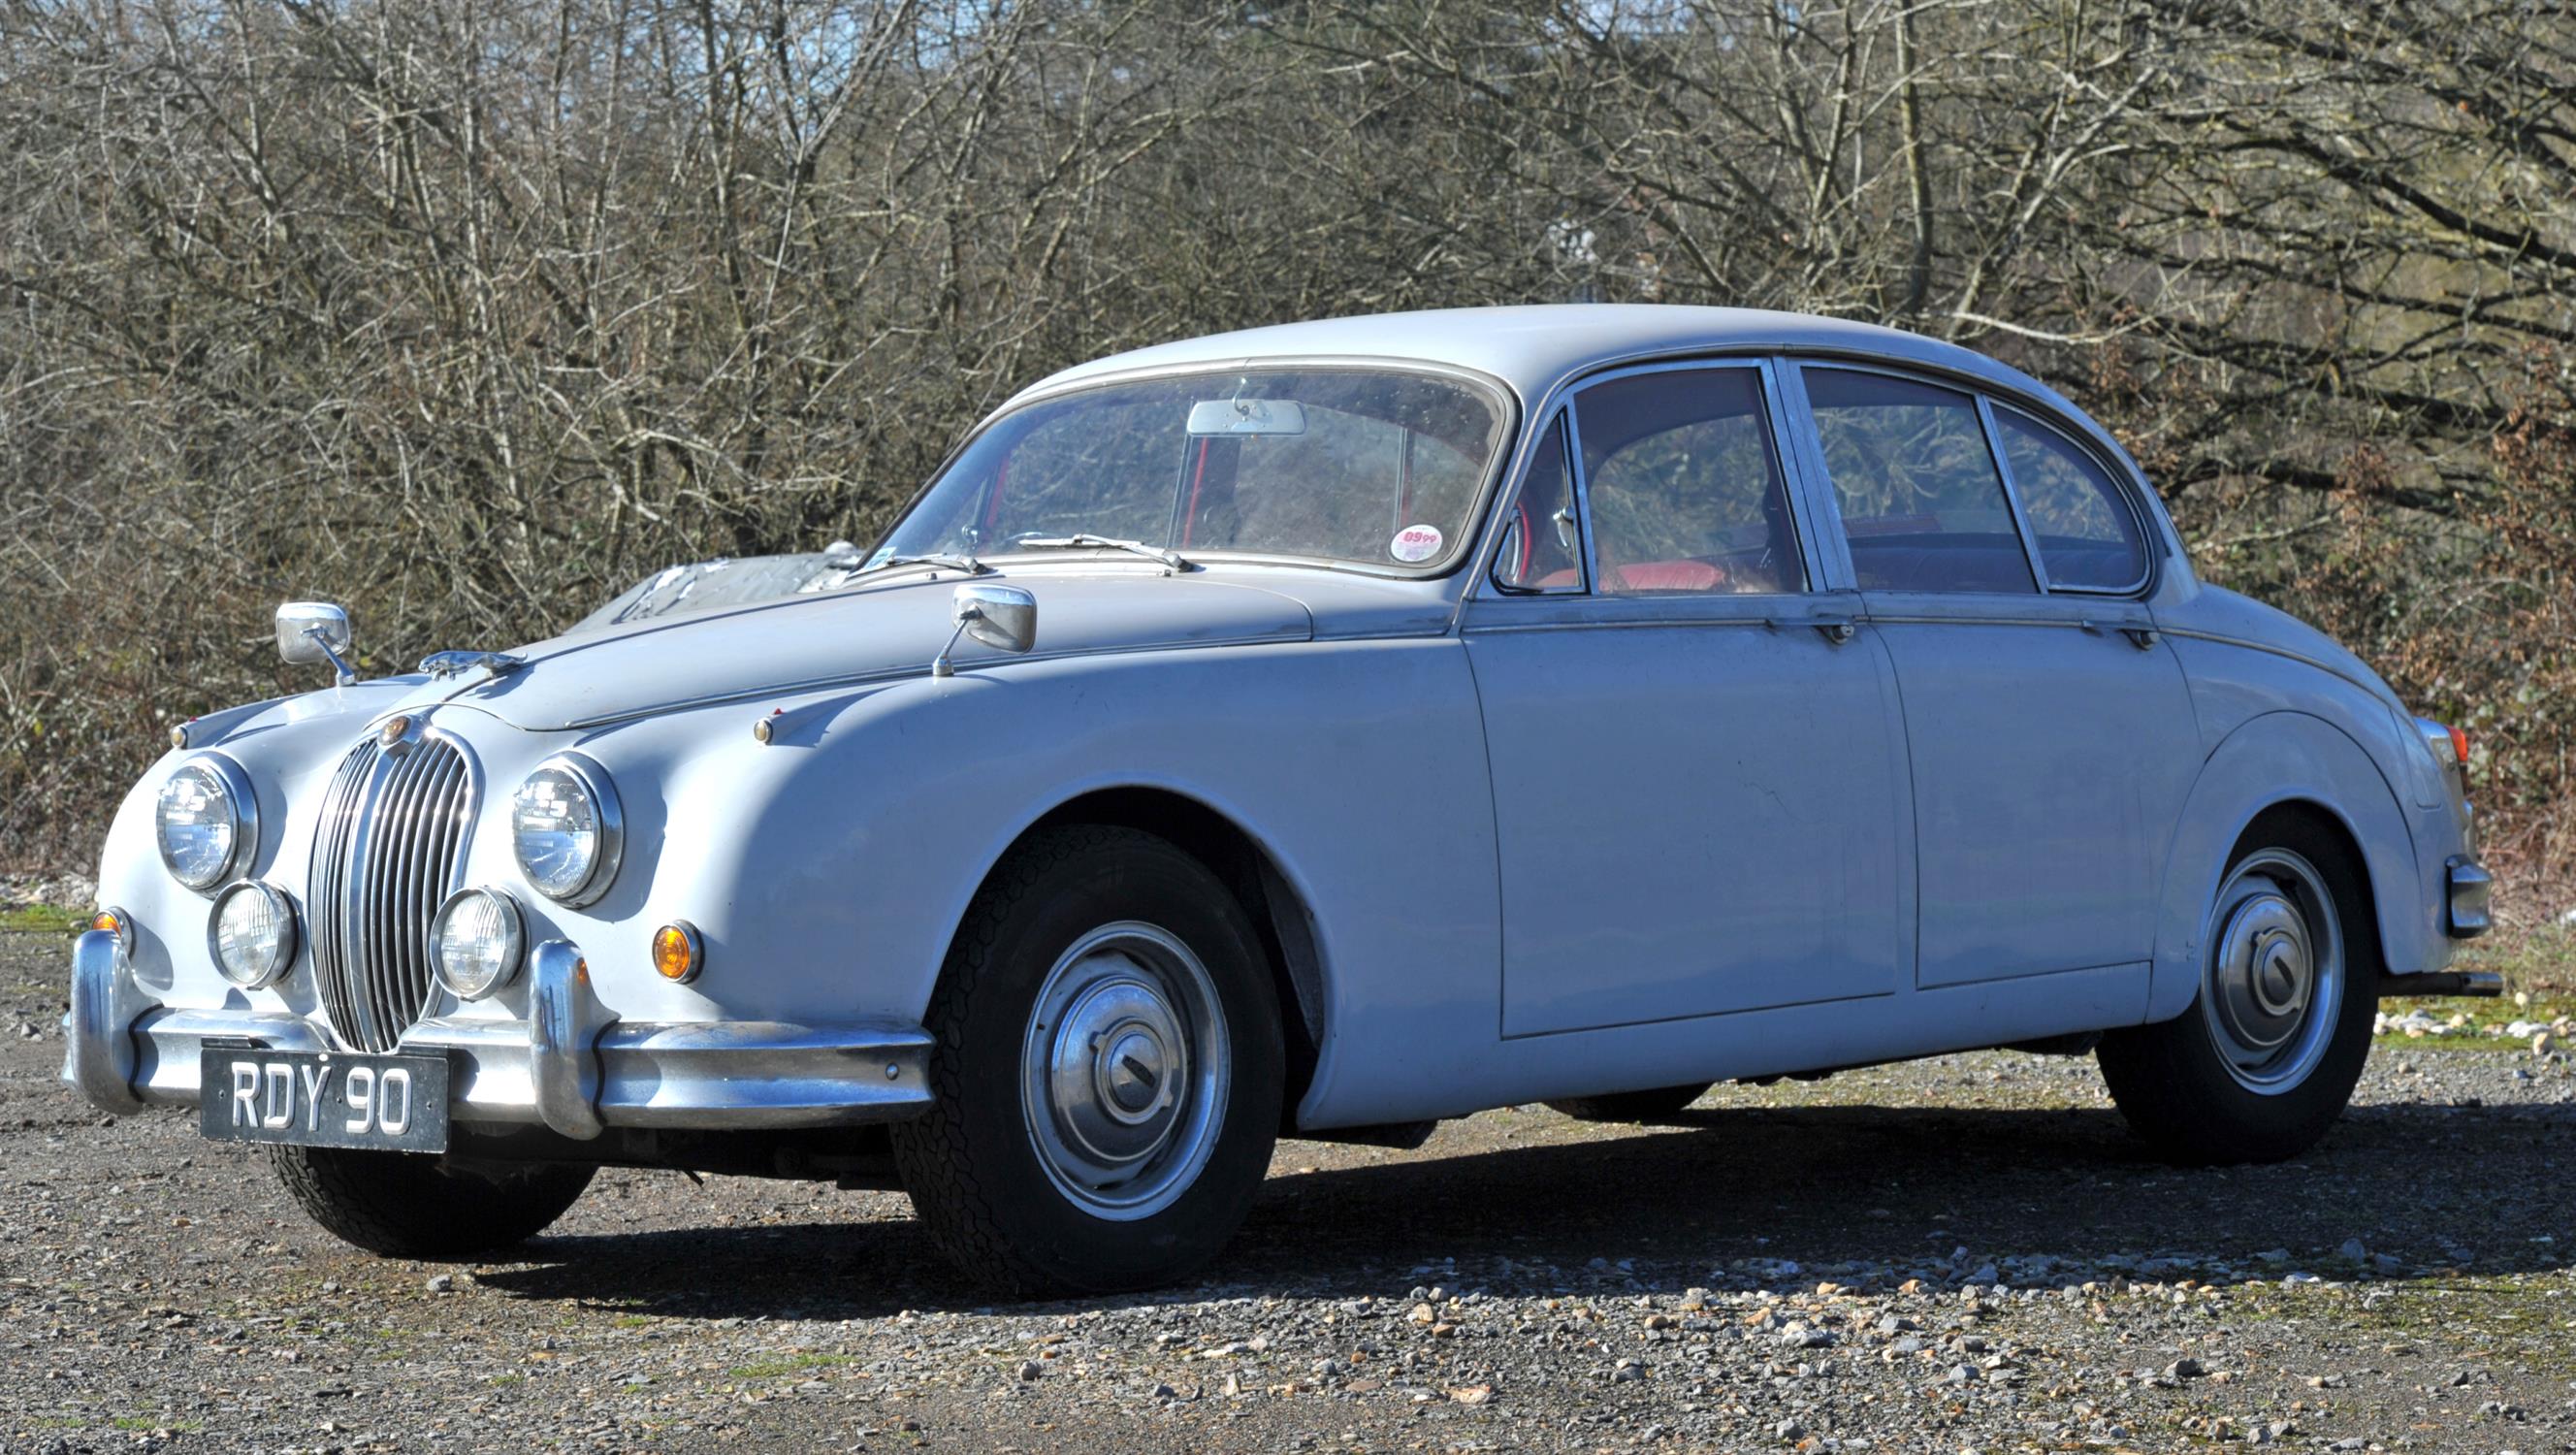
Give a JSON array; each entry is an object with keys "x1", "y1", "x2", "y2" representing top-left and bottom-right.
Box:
[
  {"x1": 893, "y1": 823, "x2": 1286, "y2": 1293},
  {"x1": 968, "y1": 786, "x2": 1327, "y2": 1132}
]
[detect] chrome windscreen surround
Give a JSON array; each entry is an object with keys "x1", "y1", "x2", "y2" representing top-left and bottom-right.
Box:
[{"x1": 306, "y1": 723, "x2": 478, "y2": 1052}]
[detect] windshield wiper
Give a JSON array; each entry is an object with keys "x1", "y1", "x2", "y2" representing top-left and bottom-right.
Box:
[
  {"x1": 1012, "y1": 534, "x2": 1193, "y2": 570},
  {"x1": 856, "y1": 552, "x2": 989, "y2": 578}
]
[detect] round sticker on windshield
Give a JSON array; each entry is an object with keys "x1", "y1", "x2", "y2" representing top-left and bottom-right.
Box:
[{"x1": 1389, "y1": 523, "x2": 1444, "y2": 563}]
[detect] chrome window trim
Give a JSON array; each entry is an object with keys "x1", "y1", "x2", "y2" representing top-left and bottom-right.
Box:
[
  {"x1": 1981, "y1": 401, "x2": 2158, "y2": 598},
  {"x1": 1563, "y1": 396, "x2": 1602, "y2": 596},
  {"x1": 159, "y1": 751, "x2": 260, "y2": 894},
  {"x1": 1974, "y1": 394, "x2": 2054, "y2": 592},
  {"x1": 517, "y1": 751, "x2": 626, "y2": 910}
]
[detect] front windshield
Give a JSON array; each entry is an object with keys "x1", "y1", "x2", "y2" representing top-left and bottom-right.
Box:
[{"x1": 871, "y1": 368, "x2": 1509, "y2": 572}]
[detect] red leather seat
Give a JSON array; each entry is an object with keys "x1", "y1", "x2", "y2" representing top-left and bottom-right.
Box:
[
  {"x1": 1530, "y1": 561, "x2": 1727, "y2": 593},
  {"x1": 1612, "y1": 560, "x2": 1724, "y2": 593}
]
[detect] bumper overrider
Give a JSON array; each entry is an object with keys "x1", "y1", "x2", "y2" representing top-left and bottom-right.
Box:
[
  {"x1": 63, "y1": 929, "x2": 934, "y2": 1138},
  {"x1": 2445, "y1": 857, "x2": 2494, "y2": 939}
]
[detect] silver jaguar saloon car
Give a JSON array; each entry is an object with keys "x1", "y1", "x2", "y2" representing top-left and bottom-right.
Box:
[{"x1": 68, "y1": 306, "x2": 2496, "y2": 1294}]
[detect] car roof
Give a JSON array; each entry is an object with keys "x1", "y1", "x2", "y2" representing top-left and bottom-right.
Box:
[{"x1": 1015, "y1": 304, "x2": 2096, "y2": 435}]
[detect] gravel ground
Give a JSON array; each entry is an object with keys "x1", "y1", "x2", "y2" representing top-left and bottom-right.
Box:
[{"x1": 5, "y1": 932, "x2": 2574, "y2": 1455}]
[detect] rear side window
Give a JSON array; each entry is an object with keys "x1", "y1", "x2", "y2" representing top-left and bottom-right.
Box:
[
  {"x1": 1992, "y1": 407, "x2": 2148, "y2": 591},
  {"x1": 1574, "y1": 369, "x2": 1804, "y2": 596},
  {"x1": 1802, "y1": 369, "x2": 2035, "y2": 595}
]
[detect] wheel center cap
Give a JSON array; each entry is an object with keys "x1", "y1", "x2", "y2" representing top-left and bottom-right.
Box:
[
  {"x1": 2254, "y1": 936, "x2": 2303, "y2": 1009},
  {"x1": 1103, "y1": 1028, "x2": 1164, "y2": 1116}
]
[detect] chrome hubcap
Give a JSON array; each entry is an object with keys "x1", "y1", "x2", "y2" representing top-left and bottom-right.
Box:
[
  {"x1": 1021, "y1": 922, "x2": 1228, "y2": 1220},
  {"x1": 2202, "y1": 849, "x2": 2342, "y2": 1093}
]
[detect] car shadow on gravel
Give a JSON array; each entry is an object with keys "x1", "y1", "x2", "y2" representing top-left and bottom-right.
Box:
[{"x1": 468, "y1": 1099, "x2": 2571, "y2": 1318}]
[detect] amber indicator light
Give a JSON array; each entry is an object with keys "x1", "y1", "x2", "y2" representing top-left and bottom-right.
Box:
[{"x1": 651, "y1": 922, "x2": 703, "y2": 983}]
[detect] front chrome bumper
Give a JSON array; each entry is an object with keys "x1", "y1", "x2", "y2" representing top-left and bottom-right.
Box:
[{"x1": 64, "y1": 929, "x2": 934, "y2": 1139}]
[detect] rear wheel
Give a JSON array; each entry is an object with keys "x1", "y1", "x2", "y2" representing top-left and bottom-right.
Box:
[
  {"x1": 2098, "y1": 813, "x2": 2379, "y2": 1164},
  {"x1": 266, "y1": 1146, "x2": 594, "y2": 1258},
  {"x1": 893, "y1": 825, "x2": 1284, "y2": 1296},
  {"x1": 1546, "y1": 1083, "x2": 1709, "y2": 1123}
]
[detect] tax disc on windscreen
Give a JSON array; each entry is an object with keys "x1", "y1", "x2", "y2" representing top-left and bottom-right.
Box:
[{"x1": 1389, "y1": 524, "x2": 1443, "y2": 563}]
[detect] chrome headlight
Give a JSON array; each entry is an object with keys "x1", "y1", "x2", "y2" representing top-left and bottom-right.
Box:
[
  {"x1": 431, "y1": 887, "x2": 526, "y2": 1000},
  {"x1": 209, "y1": 881, "x2": 297, "y2": 989},
  {"x1": 156, "y1": 755, "x2": 257, "y2": 892},
  {"x1": 511, "y1": 753, "x2": 623, "y2": 907}
]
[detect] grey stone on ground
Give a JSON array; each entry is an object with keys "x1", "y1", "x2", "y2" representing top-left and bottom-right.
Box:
[{"x1": 2, "y1": 934, "x2": 2572, "y2": 1451}]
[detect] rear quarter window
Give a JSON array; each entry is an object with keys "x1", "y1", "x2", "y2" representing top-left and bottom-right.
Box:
[{"x1": 1991, "y1": 406, "x2": 2149, "y2": 591}]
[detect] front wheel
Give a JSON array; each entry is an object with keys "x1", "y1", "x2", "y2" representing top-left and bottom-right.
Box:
[
  {"x1": 266, "y1": 1146, "x2": 595, "y2": 1257},
  {"x1": 2098, "y1": 813, "x2": 2379, "y2": 1164},
  {"x1": 893, "y1": 825, "x2": 1284, "y2": 1296}
]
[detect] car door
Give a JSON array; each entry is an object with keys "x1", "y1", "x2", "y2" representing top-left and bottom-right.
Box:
[
  {"x1": 1781, "y1": 363, "x2": 2198, "y2": 989},
  {"x1": 1465, "y1": 361, "x2": 1915, "y2": 1038}
]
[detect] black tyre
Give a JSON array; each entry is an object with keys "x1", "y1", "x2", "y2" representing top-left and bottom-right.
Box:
[
  {"x1": 2098, "y1": 811, "x2": 2380, "y2": 1164},
  {"x1": 892, "y1": 825, "x2": 1285, "y2": 1296},
  {"x1": 1545, "y1": 1083, "x2": 1709, "y2": 1123},
  {"x1": 266, "y1": 1146, "x2": 595, "y2": 1258}
]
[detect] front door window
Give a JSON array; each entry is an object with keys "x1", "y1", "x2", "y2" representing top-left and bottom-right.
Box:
[{"x1": 1575, "y1": 368, "x2": 1806, "y2": 596}]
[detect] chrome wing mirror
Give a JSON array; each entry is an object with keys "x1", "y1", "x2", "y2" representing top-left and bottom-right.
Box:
[
  {"x1": 275, "y1": 601, "x2": 358, "y2": 686},
  {"x1": 931, "y1": 584, "x2": 1037, "y2": 678}
]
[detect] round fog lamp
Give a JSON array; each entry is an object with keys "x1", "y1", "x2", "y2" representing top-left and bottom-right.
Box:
[
  {"x1": 432, "y1": 887, "x2": 526, "y2": 1000},
  {"x1": 209, "y1": 882, "x2": 297, "y2": 989},
  {"x1": 650, "y1": 921, "x2": 704, "y2": 984}
]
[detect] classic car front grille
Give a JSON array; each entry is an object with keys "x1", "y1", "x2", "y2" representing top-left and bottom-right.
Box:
[{"x1": 306, "y1": 733, "x2": 473, "y2": 1052}]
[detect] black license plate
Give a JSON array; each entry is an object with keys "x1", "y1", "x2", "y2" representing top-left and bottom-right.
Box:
[{"x1": 200, "y1": 1048, "x2": 450, "y2": 1153}]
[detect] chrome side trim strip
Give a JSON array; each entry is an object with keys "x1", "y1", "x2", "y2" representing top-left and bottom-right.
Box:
[{"x1": 2155, "y1": 627, "x2": 2402, "y2": 704}]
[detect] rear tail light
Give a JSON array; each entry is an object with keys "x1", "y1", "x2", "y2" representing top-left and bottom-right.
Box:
[{"x1": 2415, "y1": 717, "x2": 2471, "y2": 791}]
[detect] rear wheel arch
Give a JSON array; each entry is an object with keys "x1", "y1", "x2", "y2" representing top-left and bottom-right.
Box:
[
  {"x1": 2231, "y1": 800, "x2": 2379, "y2": 944},
  {"x1": 2147, "y1": 712, "x2": 2422, "y2": 1021}
]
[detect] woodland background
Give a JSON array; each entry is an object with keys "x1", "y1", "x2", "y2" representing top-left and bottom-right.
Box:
[{"x1": 1, "y1": 0, "x2": 2568, "y2": 936}]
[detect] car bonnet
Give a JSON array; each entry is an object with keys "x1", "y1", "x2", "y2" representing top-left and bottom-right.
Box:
[{"x1": 428, "y1": 570, "x2": 1315, "y2": 731}]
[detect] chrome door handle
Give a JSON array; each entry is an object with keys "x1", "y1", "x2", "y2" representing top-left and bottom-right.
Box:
[
  {"x1": 2081, "y1": 618, "x2": 2159, "y2": 651},
  {"x1": 1813, "y1": 619, "x2": 1856, "y2": 645}
]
